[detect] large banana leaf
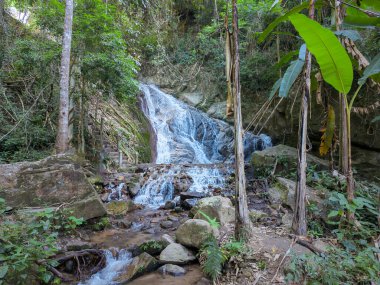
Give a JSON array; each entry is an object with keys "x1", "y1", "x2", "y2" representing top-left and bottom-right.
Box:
[
  {"x1": 258, "y1": 0, "x2": 323, "y2": 43},
  {"x1": 289, "y1": 14, "x2": 353, "y2": 95},
  {"x1": 358, "y1": 52, "x2": 380, "y2": 85}
]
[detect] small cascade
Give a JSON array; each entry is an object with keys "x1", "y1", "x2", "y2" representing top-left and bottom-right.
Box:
[
  {"x1": 78, "y1": 250, "x2": 132, "y2": 285},
  {"x1": 134, "y1": 165, "x2": 230, "y2": 209}
]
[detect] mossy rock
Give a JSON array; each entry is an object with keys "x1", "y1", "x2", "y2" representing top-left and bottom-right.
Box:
[{"x1": 105, "y1": 200, "x2": 135, "y2": 216}]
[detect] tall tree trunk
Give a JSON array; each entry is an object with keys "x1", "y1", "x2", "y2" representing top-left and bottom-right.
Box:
[
  {"x1": 292, "y1": 0, "x2": 315, "y2": 236},
  {"x1": 232, "y1": 0, "x2": 251, "y2": 239},
  {"x1": 56, "y1": 0, "x2": 74, "y2": 154},
  {"x1": 335, "y1": 0, "x2": 355, "y2": 222}
]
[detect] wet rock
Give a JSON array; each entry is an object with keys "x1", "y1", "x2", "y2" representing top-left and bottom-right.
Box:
[
  {"x1": 160, "y1": 220, "x2": 173, "y2": 229},
  {"x1": 191, "y1": 196, "x2": 235, "y2": 226},
  {"x1": 181, "y1": 198, "x2": 198, "y2": 210},
  {"x1": 101, "y1": 193, "x2": 110, "y2": 202},
  {"x1": 180, "y1": 192, "x2": 207, "y2": 200},
  {"x1": 175, "y1": 219, "x2": 219, "y2": 249},
  {"x1": 159, "y1": 243, "x2": 196, "y2": 265},
  {"x1": 105, "y1": 200, "x2": 134, "y2": 216},
  {"x1": 173, "y1": 173, "x2": 194, "y2": 193},
  {"x1": 161, "y1": 234, "x2": 175, "y2": 245},
  {"x1": 0, "y1": 155, "x2": 106, "y2": 220},
  {"x1": 129, "y1": 183, "x2": 141, "y2": 197},
  {"x1": 160, "y1": 200, "x2": 176, "y2": 210},
  {"x1": 174, "y1": 206, "x2": 184, "y2": 213},
  {"x1": 158, "y1": 264, "x2": 186, "y2": 276},
  {"x1": 114, "y1": 252, "x2": 159, "y2": 283}
]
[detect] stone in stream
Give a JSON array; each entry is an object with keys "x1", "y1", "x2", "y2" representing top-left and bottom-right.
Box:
[
  {"x1": 113, "y1": 252, "x2": 159, "y2": 283},
  {"x1": 180, "y1": 191, "x2": 207, "y2": 200},
  {"x1": 158, "y1": 264, "x2": 186, "y2": 277},
  {"x1": 160, "y1": 200, "x2": 176, "y2": 210},
  {"x1": 105, "y1": 200, "x2": 135, "y2": 216},
  {"x1": 182, "y1": 198, "x2": 198, "y2": 210},
  {"x1": 159, "y1": 243, "x2": 196, "y2": 265},
  {"x1": 191, "y1": 196, "x2": 235, "y2": 226},
  {"x1": 160, "y1": 220, "x2": 173, "y2": 229},
  {"x1": 175, "y1": 219, "x2": 219, "y2": 249},
  {"x1": 161, "y1": 234, "x2": 175, "y2": 244},
  {"x1": 173, "y1": 173, "x2": 194, "y2": 193}
]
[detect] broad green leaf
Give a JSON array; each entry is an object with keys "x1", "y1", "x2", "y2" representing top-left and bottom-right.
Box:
[
  {"x1": 328, "y1": 210, "x2": 340, "y2": 218},
  {"x1": 334, "y1": 30, "x2": 362, "y2": 41},
  {"x1": 279, "y1": 59, "x2": 304, "y2": 97},
  {"x1": 358, "y1": 52, "x2": 380, "y2": 85},
  {"x1": 269, "y1": 77, "x2": 282, "y2": 99},
  {"x1": 258, "y1": 0, "x2": 323, "y2": 43},
  {"x1": 289, "y1": 14, "x2": 353, "y2": 94},
  {"x1": 0, "y1": 265, "x2": 8, "y2": 279}
]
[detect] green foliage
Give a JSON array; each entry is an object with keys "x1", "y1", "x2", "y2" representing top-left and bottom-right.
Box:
[
  {"x1": 289, "y1": 13, "x2": 353, "y2": 95},
  {"x1": 197, "y1": 210, "x2": 220, "y2": 229},
  {"x1": 200, "y1": 236, "x2": 226, "y2": 281},
  {"x1": 286, "y1": 244, "x2": 380, "y2": 284},
  {"x1": 0, "y1": 204, "x2": 84, "y2": 284},
  {"x1": 358, "y1": 52, "x2": 380, "y2": 85},
  {"x1": 92, "y1": 217, "x2": 111, "y2": 231}
]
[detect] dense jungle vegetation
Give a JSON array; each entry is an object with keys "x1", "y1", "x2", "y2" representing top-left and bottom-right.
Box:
[{"x1": 0, "y1": 0, "x2": 379, "y2": 284}]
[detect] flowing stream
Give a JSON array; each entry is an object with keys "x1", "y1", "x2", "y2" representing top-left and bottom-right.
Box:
[{"x1": 80, "y1": 84, "x2": 272, "y2": 284}]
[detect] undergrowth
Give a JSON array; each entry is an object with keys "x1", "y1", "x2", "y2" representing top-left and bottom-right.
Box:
[{"x1": 0, "y1": 199, "x2": 84, "y2": 284}]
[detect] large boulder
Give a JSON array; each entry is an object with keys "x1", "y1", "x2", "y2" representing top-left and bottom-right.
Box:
[
  {"x1": 251, "y1": 144, "x2": 328, "y2": 173},
  {"x1": 0, "y1": 155, "x2": 106, "y2": 220},
  {"x1": 175, "y1": 219, "x2": 218, "y2": 249},
  {"x1": 114, "y1": 252, "x2": 159, "y2": 283},
  {"x1": 159, "y1": 243, "x2": 196, "y2": 265},
  {"x1": 270, "y1": 177, "x2": 323, "y2": 211},
  {"x1": 191, "y1": 196, "x2": 235, "y2": 226}
]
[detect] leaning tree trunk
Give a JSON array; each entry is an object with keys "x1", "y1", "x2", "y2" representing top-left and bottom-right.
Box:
[
  {"x1": 232, "y1": 0, "x2": 251, "y2": 239},
  {"x1": 56, "y1": 0, "x2": 74, "y2": 154},
  {"x1": 292, "y1": 0, "x2": 315, "y2": 236},
  {"x1": 335, "y1": 0, "x2": 355, "y2": 222}
]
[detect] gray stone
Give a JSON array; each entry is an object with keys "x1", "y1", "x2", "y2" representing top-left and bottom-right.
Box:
[
  {"x1": 114, "y1": 253, "x2": 159, "y2": 283},
  {"x1": 160, "y1": 220, "x2": 173, "y2": 229},
  {"x1": 175, "y1": 219, "x2": 218, "y2": 249},
  {"x1": 251, "y1": 144, "x2": 328, "y2": 172},
  {"x1": 182, "y1": 198, "x2": 198, "y2": 210},
  {"x1": 249, "y1": 209, "x2": 268, "y2": 223},
  {"x1": 191, "y1": 196, "x2": 235, "y2": 226},
  {"x1": 158, "y1": 264, "x2": 186, "y2": 276},
  {"x1": 161, "y1": 234, "x2": 175, "y2": 245},
  {"x1": 272, "y1": 177, "x2": 322, "y2": 211},
  {"x1": 159, "y1": 243, "x2": 196, "y2": 265},
  {"x1": 179, "y1": 92, "x2": 204, "y2": 106},
  {"x1": 0, "y1": 155, "x2": 106, "y2": 220}
]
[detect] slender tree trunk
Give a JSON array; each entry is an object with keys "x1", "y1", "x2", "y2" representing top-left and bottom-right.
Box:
[
  {"x1": 232, "y1": 0, "x2": 251, "y2": 239},
  {"x1": 292, "y1": 0, "x2": 315, "y2": 236},
  {"x1": 335, "y1": 0, "x2": 355, "y2": 222},
  {"x1": 56, "y1": 0, "x2": 74, "y2": 154}
]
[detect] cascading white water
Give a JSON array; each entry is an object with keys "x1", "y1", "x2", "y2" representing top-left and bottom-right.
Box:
[
  {"x1": 78, "y1": 250, "x2": 132, "y2": 285},
  {"x1": 134, "y1": 84, "x2": 272, "y2": 207}
]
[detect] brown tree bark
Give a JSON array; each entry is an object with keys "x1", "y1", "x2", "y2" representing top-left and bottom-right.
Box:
[
  {"x1": 56, "y1": 0, "x2": 74, "y2": 154},
  {"x1": 232, "y1": 0, "x2": 251, "y2": 239},
  {"x1": 292, "y1": 0, "x2": 315, "y2": 236}
]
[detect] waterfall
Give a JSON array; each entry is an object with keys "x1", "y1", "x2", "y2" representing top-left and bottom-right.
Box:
[{"x1": 134, "y1": 84, "x2": 272, "y2": 208}]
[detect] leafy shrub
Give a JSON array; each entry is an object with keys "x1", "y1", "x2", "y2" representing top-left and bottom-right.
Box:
[{"x1": 0, "y1": 199, "x2": 84, "y2": 284}]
